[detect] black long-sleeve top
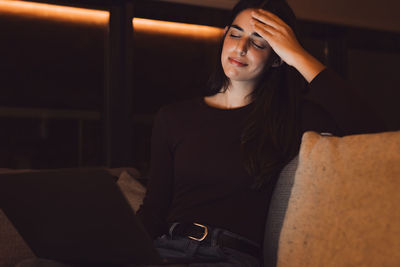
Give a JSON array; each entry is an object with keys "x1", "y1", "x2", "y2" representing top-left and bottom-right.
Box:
[{"x1": 137, "y1": 69, "x2": 384, "y2": 245}]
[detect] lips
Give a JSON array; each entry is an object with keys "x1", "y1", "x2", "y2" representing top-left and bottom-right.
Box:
[{"x1": 228, "y1": 57, "x2": 248, "y2": 67}]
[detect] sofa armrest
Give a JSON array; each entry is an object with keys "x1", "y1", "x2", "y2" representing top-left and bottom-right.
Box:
[{"x1": 0, "y1": 209, "x2": 35, "y2": 267}]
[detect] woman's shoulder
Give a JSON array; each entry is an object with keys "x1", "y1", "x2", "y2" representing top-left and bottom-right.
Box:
[{"x1": 300, "y1": 98, "x2": 342, "y2": 136}]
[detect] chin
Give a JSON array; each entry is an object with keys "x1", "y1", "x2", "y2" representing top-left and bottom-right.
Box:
[
  {"x1": 223, "y1": 68, "x2": 258, "y2": 81},
  {"x1": 224, "y1": 69, "x2": 244, "y2": 80},
  {"x1": 225, "y1": 72, "x2": 256, "y2": 83}
]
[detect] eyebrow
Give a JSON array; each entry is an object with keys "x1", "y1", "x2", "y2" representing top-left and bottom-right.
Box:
[{"x1": 231, "y1": 24, "x2": 263, "y2": 38}]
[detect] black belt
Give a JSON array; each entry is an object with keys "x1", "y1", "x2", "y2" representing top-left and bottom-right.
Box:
[{"x1": 170, "y1": 222, "x2": 261, "y2": 259}]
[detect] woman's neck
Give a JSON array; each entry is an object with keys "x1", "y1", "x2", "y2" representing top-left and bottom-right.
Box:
[{"x1": 205, "y1": 80, "x2": 255, "y2": 109}]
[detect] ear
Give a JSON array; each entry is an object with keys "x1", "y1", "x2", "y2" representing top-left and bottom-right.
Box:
[{"x1": 271, "y1": 57, "x2": 283, "y2": 67}]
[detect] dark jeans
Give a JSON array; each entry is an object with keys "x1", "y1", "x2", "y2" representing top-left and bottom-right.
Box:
[{"x1": 153, "y1": 231, "x2": 260, "y2": 266}]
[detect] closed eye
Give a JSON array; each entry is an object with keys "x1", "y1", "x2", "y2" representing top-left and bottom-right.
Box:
[
  {"x1": 250, "y1": 36, "x2": 268, "y2": 49},
  {"x1": 251, "y1": 40, "x2": 267, "y2": 49}
]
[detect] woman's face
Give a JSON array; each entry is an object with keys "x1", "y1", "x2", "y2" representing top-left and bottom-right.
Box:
[{"x1": 221, "y1": 9, "x2": 272, "y2": 85}]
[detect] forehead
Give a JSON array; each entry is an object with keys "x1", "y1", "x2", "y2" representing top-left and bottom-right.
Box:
[{"x1": 231, "y1": 8, "x2": 256, "y2": 27}]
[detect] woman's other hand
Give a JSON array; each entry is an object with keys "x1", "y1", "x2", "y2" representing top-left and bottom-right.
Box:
[{"x1": 251, "y1": 9, "x2": 325, "y2": 82}]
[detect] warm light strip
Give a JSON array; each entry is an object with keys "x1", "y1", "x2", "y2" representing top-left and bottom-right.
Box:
[
  {"x1": 133, "y1": 18, "x2": 223, "y2": 40},
  {"x1": 0, "y1": 0, "x2": 109, "y2": 26}
]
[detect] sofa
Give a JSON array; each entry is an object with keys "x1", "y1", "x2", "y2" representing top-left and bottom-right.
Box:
[{"x1": 1, "y1": 131, "x2": 399, "y2": 267}]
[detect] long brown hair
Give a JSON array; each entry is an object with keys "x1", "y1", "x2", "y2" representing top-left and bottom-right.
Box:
[{"x1": 206, "y1": 0, "x2": 303, "y2": 189}]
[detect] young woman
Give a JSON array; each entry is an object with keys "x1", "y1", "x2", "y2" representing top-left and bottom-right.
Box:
[{"x1": 137, "y1": 0, "x2": 382, "y2": 266}]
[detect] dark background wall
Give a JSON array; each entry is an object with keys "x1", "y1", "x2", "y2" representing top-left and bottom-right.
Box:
[
  {"x1": 0, "y1": 0, "x2": 108, "y2": 168},
  {"x1": 0, "y1": 0, "x2": 398, "y2": 174}
]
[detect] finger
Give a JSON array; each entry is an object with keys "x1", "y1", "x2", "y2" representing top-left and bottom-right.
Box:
[
  {"x1": 254, "y1": 10, "x2": 295, "y2": 41},
  {"x1": 252, "y1": 19, "x2": 275, "y2": 33},
  {"x1": 252, "y1": 20, "x2": 274, "y2": 41},
  {"x1": 256, "y1": 9, "x2": 287, "y2": 26},
  {"x1": 251, "y1": 10, "x2": 281, "y2": 30}
]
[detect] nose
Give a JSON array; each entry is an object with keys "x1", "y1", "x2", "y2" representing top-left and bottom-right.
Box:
[{"x1": 235, "y1": 37, "x2": 248, "y2": 56}]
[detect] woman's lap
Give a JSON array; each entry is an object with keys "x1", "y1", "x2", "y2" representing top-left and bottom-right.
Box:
[{"x1": 154, "y1": 235, "x2": 260, "y2": 267}]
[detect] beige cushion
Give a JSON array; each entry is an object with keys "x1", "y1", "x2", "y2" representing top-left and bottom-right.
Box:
[
  {"x1": 116, "y1": 170, "x2": 146, "y2": 212},
  {"x1": 278, "y1": 131, "x2": 400, "y2": 267}
]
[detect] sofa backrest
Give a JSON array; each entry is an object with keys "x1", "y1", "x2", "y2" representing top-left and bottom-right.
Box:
[{"x1": 263, "y1": 155, "x2": 299, "y2": 267}]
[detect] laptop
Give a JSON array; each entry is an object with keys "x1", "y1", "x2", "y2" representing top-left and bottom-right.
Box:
[{"x1": 0, "y1": 169, "x2": 193, "y2": 266}]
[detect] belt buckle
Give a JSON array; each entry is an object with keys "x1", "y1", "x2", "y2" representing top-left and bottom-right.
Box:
[{"x1": 188, "y1": 223, "x2": 208, "y2": 241}]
